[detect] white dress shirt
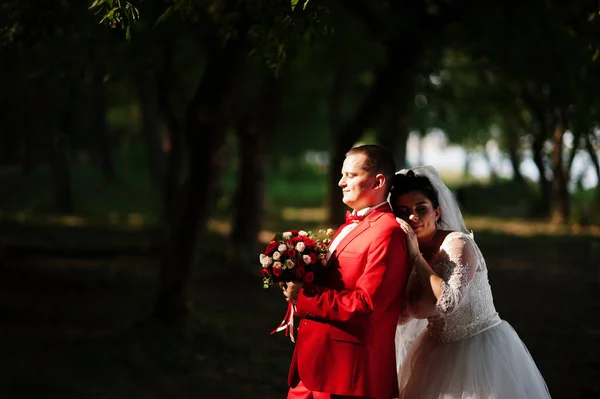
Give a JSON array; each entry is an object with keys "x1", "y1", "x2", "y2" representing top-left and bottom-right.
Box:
[{"x1": 326, "y1": 201, "x2": 389, "y2": 261}]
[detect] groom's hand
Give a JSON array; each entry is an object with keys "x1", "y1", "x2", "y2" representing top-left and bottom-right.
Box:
[{"x1": 283, "y1": 281, "x2": 303, "y2": 304}]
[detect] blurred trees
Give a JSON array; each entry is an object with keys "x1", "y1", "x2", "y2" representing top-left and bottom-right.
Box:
[{"x1": 1, "y1": 0, "x2": 600, "y2": 322}]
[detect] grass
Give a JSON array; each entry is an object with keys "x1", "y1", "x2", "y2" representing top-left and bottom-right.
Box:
[
  {"x1": 0, "y1": 232, "x2": 293, "y2": 399},
  {"x1": 0, "y1": 229, "x2": 599, "y2": 398}
]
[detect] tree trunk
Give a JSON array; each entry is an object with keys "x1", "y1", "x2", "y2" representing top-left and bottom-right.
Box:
[
  {"x1": 585, "y1": 133, "x2": 600, "y2": 202},
  {"x1": 550, "y1": 118, "x2": 570, "y2": 224},
  {"x1": 395, "y1": 116, "x2": 410, "y2": 170},
  {"x1": 523, "y1": 96, "x2": 552, "y2": 216},
  {"x1": 376, "y1": 110, "x2": 410, "y2": 170},
  {"x1": 327, "y1": 43, "x2": 417, "y2": 226},
  {"x1": 482, "y1": 144, "x2": 499, "y2": 183},
  {"x1": 153, "y1": 36, "x2": 248, "y2": 324},
  {"x1": 462, "y1": 150, "x2": 471, "y2": 180},
  {"x1": 327, "y1": 145, "x2": 348, "y2": 226},
  {"x1": 23, "y1": 80, "x2": 41, "y2": 177},
  {"x1": 505, "y1": 122, "x2": 525, "y2": 184},
  {"x1": 228, "y1": 74, "x2": 277, "y2": 266},
  {"x1": 531, "y1": 137, "x2": 552, "y2": 217},
  {"x1": 156, "y1": 39, "x2": 186, "y2": 229},
  {"x1": 51, "y1": 79, "x2": 75, "y2": 214},
  {"x1": 229, "y1": 118, "x2": 267, "y2": 262},
  {"x1": 137, "y1": 69, "x2": 166, "y2": 188},
  {"x1": 326, "y1": 63, "x2": 347, "y2": 226},
  {"x1": 566, "y1": 130, "x2": 582, "y2": 177},
  {"x1": 22, "y1": 96, "x2": 35, "y2": 176},
  {"x1": 90, "y1": 70, "x2": 117, "y2": 184}
]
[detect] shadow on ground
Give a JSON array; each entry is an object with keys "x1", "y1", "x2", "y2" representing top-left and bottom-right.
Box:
[{"x1": 0, "y1": 230, "x2": 598, "y2": 398}]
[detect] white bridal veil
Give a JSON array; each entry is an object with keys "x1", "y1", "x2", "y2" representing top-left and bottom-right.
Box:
[
  {"x1": 395, "y1": 165, "x2": 471, "y2": 235},
  {"x1": 394, "y1": 165, "x2": 472, "y2": 373}
]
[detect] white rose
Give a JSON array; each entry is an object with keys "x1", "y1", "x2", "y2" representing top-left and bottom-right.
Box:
[
  {"x1": 259, "y1": 254, "x2": 266, "y2": 263},
  {"x1": 298, "y1": 230, "x2": 308, "y2": 236},
  {"x1": 282, "y1": 232, "x2": 292, "y2": 239},
  {"x1": 326, "y1": 228, "x2": 334, "y2": 236},
  {"x1": 278, "y1": 244, "x2": 287, "y2": 252},
  {"x1": 274, "y1": 261, "x2": 283, "y2": 269},
  {"x1": 303, "y1": 255, "x2": 311, "y2": 264},
  {"x1": 286, "y1": 259, "x2": 295, "y2": 269},
  {"x1": 296, "y1": 242, "x2": 306, "y2": 253},
  {"x1": 273, "y1": 251, "x2": 281, "y2": 260},
  {"x1": 261, "y1": 256, "x2": 273, "y2": 266}
]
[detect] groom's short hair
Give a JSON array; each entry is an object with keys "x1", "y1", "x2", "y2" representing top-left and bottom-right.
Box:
[{"x1": 346, "y1": 144, "x2": 396, "y2": 193}]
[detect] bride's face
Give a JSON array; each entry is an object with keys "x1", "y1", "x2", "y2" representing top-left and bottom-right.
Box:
[{"x1": 393, "y1": 191, "x2": 440, "y2": 240}]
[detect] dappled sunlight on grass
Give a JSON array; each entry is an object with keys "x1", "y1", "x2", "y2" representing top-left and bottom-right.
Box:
[
  {"x1": 281, "y1": 207, "x2": 326, "y2": 222},
  {"x1": 48, "y1": 215, "x2": 89, "y2": 227},
  {"x1": 208, "y1": 219, "x2": 231, "y2": 235},
  {"x1": 273, "y1": 207, "x2": 600, "y2": 238},
  {"x1": 127, "y1": 213, "x2": 147, "y2": 227},
  {"x1": 257, "y1": 230, "x2": 273, "y2": 244},
  {"x1": 0, "y1": 211, "x2": 157, "y2": 229},
  {"x1": 212, "y1": 208, "x2": 600, "y2": 246},
  {"x1": 464, "y1": 216, "x2": 600, "y2": 237}
]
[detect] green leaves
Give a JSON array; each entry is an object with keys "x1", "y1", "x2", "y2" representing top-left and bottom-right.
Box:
[
  {"x1": 89, "y1": 0, "x2": 139, "y2": 40},
  {"x1": 291, "y1": 0, "x2": 310, "y2": 11}
]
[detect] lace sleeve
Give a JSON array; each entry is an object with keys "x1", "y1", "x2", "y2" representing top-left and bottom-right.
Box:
[{"x1": 436, "y1": 233, "x2": 479, "y2": 314}]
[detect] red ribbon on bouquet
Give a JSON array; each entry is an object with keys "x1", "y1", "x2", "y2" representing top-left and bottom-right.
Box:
[{"x1": 271, "y1": 302, "x2": 296, "y2": 343}]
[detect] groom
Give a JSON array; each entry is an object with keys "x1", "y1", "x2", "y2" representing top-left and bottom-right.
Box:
[{"x1": 283, "y1": 145, "x2": 409, "y2": 399}]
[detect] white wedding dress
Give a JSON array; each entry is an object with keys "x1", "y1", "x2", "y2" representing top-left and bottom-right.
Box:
[{"x1": 397, "y1": 232, "x2": 551, "y2": 399}]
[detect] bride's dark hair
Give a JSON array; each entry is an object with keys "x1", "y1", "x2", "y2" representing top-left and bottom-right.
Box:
[{"x1": 391, "y1": 170, "x2": 440, "y2": 208}]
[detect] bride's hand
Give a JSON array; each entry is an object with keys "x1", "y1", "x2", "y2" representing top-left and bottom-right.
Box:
[{"x1": 396, "y1": 217, "x2": 420, "y2": 257}]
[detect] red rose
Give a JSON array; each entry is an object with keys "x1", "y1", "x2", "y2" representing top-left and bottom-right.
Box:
[
  {"x1": 264, "y1": 241, "x2": 279, "y2": 255},
  {"x1": 273, "y1": 266, "x2": 283, "y2": 277},
  {"x1": 303, "y1": 272, "x2": 315, "y2": 284},
  {"x1": 286, "y1": 240, "x2": 294, "y2": 248},
  {"x1": 309, "y1": 253, "x2": 317, "y2": 264},
  {"x1": 261, "y1": 268, "x2": 270, "y2": 277},
  {"x1": 287, "y1": 249, "x2": 297, "y2": 258},
  {"x1": 289, "y1": 230, "x2": 299, "y2": 235},
  {"x1": 295, "y1": 267, "x2": 305, "y2": 278},
  {"x1": 303, "y1": 237, "x2": 316, "y2": 246}
]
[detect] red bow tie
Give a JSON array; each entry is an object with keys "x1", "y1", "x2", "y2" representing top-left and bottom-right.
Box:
[{"x1": 345, "y1": 211, "x2": 364, "y2": 224}]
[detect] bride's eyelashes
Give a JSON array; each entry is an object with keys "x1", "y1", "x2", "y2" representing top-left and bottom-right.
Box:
[{"x1": 395, "y1": 206, "x2": 430, "y2": 220}]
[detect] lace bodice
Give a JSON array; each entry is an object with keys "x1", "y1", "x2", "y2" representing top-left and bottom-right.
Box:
[{"x1": 416, "y1": 232, "x2": 501, "y2": 343}]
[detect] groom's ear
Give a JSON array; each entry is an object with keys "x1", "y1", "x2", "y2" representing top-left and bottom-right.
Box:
[{"x1": 373, "y1": 173, "x2": 386, "y2": 189}]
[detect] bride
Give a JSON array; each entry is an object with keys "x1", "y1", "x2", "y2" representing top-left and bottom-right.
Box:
[{"x1": 391, "y1": 166, "x2": 550, "y2": 398}]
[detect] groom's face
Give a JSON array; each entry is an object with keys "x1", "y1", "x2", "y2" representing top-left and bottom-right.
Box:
[{"x1": 338, "y1": 153, "x2": 379, "y2": 211}]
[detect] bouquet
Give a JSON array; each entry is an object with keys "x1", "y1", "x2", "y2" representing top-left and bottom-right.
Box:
[
  {"x1": 260, "y1": 228, "x2": 334, "y2": 342},
  {"x1": 260, "y1": 229, "x2": 333, "y2": 289}
]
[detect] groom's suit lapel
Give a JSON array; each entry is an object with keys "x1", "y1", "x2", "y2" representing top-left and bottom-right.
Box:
[{"x1": 329, "y1": 204, "x2": 391, "y2": 263}]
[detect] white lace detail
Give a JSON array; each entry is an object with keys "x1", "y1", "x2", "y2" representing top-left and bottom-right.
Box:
[{"x1": 427, "y1": 232, "x2": 501, "y2": 343}]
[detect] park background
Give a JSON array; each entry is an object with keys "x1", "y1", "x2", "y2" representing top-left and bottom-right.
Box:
[{"x1": 1, "y1": 1, "x2": 600, "y2": 398}]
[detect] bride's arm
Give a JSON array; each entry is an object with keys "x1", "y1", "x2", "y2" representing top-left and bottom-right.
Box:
[
  {"x1": 397, "y1": 217, "x2": 445, "y2": 303},
  {"x1": 404, "y1": 266, "x2": 437, "y2": 318},
  {"x1": 397, "y1": 218, "x2": 478, "y2": 315},
  {"x1": 413, "y1": 233, "x2": 479, "y2": 314},
  {"x1": 411, "y1": 252, "x2": 444, "y2": 300}
]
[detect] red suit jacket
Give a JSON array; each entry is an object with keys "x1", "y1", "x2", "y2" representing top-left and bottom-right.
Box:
[{"x1": 288, "y1": 204, "x2": 408, "y2": 398}]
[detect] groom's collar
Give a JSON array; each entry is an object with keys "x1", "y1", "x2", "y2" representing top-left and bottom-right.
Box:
[{"x1": 352, "y1": 201, "x2": 389, "y2": 218}]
